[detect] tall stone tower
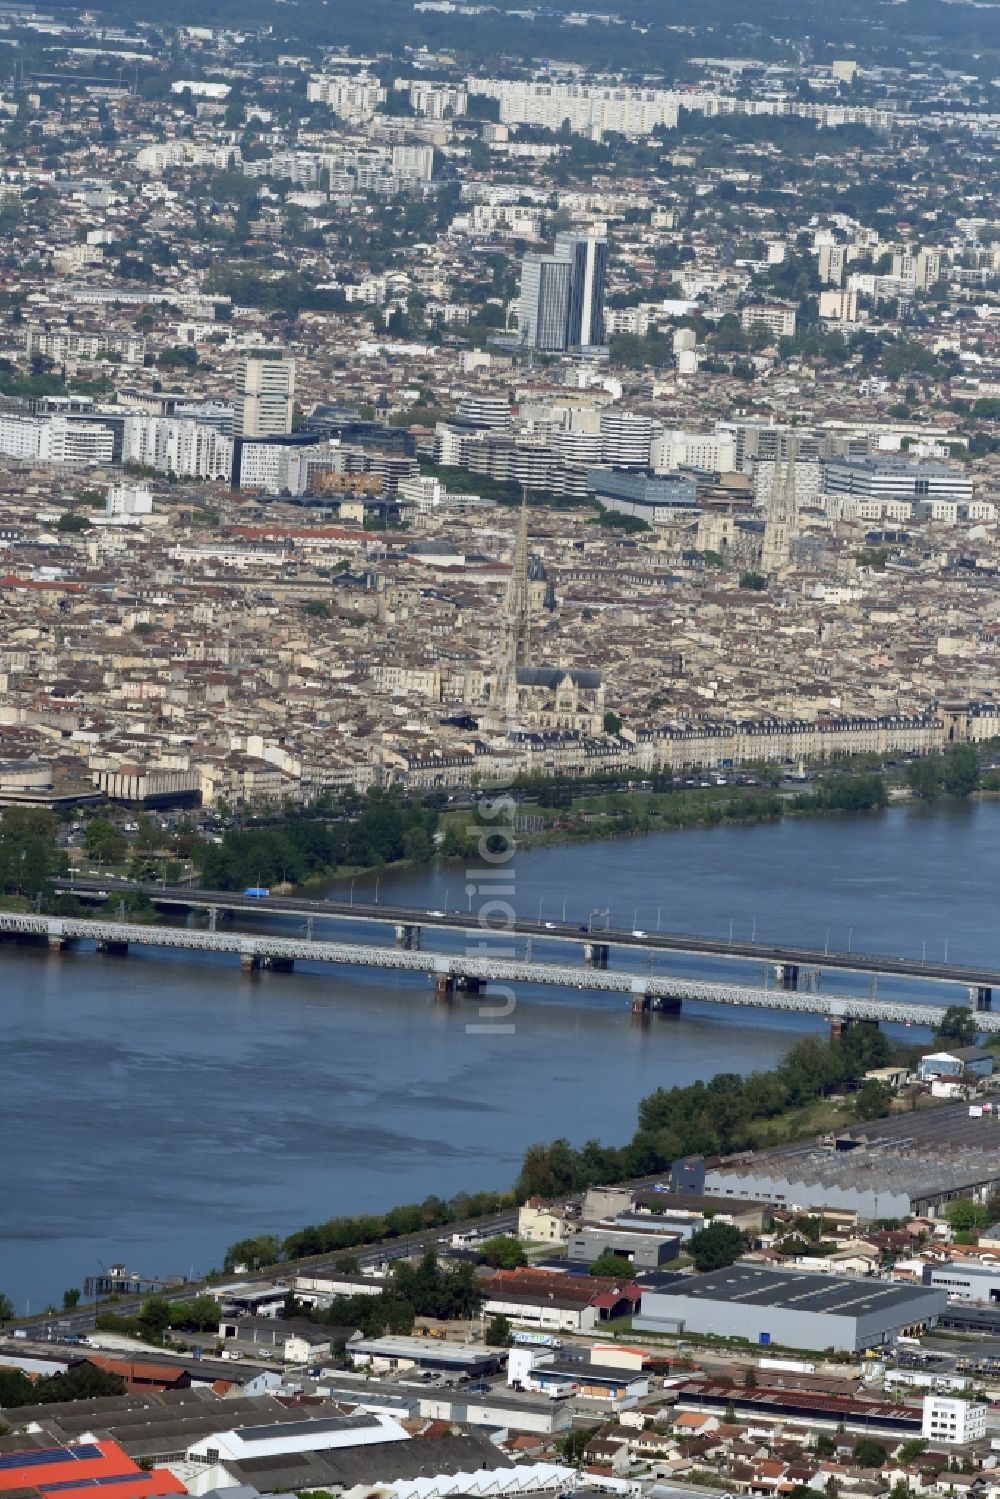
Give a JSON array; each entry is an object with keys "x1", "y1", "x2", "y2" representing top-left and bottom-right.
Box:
[
  {"x1": 494, "y1": 490, "x2": 532, "y2": 719},
  {"x1": 761, "y1": 433, "x2": 798, "y2": 575}
]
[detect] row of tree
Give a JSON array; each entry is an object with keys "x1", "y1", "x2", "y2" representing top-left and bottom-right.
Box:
[
  {"x1": 224, "y1": 1188, "x2": 515, "y2": 1271},
  {"x1": 515, "y1": 1026, "x2": 894, "y2": 1200}
]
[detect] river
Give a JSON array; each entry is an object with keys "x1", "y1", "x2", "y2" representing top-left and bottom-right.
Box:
[{"x1": 2, "y1": 800, "x2": 997, "y2": 1313}]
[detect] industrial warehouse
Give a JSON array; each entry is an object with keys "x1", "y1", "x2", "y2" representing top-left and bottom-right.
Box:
[
  {"x1": 700, "y1": 1105, "x2": 1000, "y2": 1219},
  {"x1": 633, "y1": 1265, "x2": 948, "y2": 1352}
]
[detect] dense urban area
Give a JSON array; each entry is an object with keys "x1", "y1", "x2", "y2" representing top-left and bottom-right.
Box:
[{"x1": 6, "y1": 3, "x2": 1000, "y2": 1499}]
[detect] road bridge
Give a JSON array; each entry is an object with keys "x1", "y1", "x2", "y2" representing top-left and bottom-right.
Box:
[
  {"x1": 58, "y1": 878, "x2": 1000, "y2": 1008},
  {"x1": 5, "y1": 910, "x2": 995, "y2": 1031}
]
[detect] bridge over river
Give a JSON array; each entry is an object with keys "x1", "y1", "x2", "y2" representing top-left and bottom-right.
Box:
[{"x1": 6, "y1": 908, "x2": 998, "y2": 1032}]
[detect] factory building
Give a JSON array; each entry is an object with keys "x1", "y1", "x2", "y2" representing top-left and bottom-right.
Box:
[
  {"x1": 633, "y1": 1265, "x2": 947, "y2": 1353},
  {"x1": 700, "y1": 1104, "x2": 1000, "y2": 1219}
]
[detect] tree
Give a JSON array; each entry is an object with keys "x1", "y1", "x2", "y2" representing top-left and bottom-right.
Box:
[
  {"x1": 478, "y1": 1235, "x2": 527, "y2": 1269},
  {"x1": 907, "y1": 758, "x2": 941, "y2": 800},
  {"x1": 944, "y1": 1199, "x2": 991, "y2": 1234},
  {"x1": 941, "y1": 744, "x2": 979, "y2": 798},
  {"x1": 560, "y1": 1425, "x2": 601, "y2": 1464},
  {"x1": 935, "y1": 1005, "x2": 978, "y2": 1047},
  {"x1": 688, "y1": 1221, "x2": 749, "y2": 1272},
  {"x1": 603, "y1": 711, "x2": 622, "y2": 735},
  {"x1": 0, "y1": 1368, "x2": 32, "y2": 1406},
  {"x1": 223, "y1": 1234, "x2": 282, "y2": 1272},
  {"x1": 34, "y1": 1365, "x2": 126, "y2": 1403},
  {"x1": 853, "y1": 1079, "x2": 893, "y2": 1121},
  {"x1": 0, "y1": 1292, "x2": 13, "y2": 1321},
  {"x1": 589, "y1": 1251, "x2": 635, "y2": 1278},
  {"x1": 744, "y1": 1365, "x2": 758, "y2": 1387},
  {"x1": 169, "y1": 1295, "x2": 223, "y2": 1332},
  {"x1": 740, "y1": 571, "x2": 767, "y2": 590},
  {"x1": 484, "y1": 1313, "x2": 513, "y2": 1346},
  {"x1": 62, "y1": 1287, "x2": 81, "y2": 1311},
  {"x1": 0, "y1": 807, "x2": 63, "y2": 896},
  {"x1": 56, "y1": 511, "x2": 92, "y2": 533},
  {"x1": 852, "y1": 1438, "x2": 888, "y2": 1468},
  {"x1": 137, "y1": 1297, "x2": 172, "y2": 1342},
  {"x1": 83, "y1": 817, "x2": 127, "y2": 864}
]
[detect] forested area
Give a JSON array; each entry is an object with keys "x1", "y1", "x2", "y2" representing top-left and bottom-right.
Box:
[{"x1": 195, "y1": 789, "x2": 440, "y2": 888}]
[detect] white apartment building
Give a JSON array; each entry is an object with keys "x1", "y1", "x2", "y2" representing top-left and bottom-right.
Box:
[
  {"x1": 921, "y1": 1395, "x2": 986, "y2": 1445},
  {"x1": 237, "y1": 440, "x2": 337, "y2": 494},
  {"x1": 892, "y1": 248, "x2": 943, "y2": 291},
  {"x1": 42, "y1": 417, "x2": 115, "y2": 465},
  {"x1": 741, "y1": 302, "x2": 797, "y2": 339},
  {"x1": 122, "y1": 415, "x2": 234, "y2": 480},
  {"x1": 471, "y1": 77, "x2": 679, "y2": 139},
  {"x1": 600, "y1": 408, "x2": 653, "y2": 468},
  {"x1": 0, "y1": 413, "x2": 47, "y2": 462},
  {"x1": 391, "y1": 144, "x2": 434, "y2": 181},
  {"x1": 306, "y1": 72, "x2": 386, "y2": 122},
  {"x1": 604, "y1": 305, "x2": 653, "y2": 337},
  {"x1": 397, "y1": 79, "x2": 468, "y2": 118},
  {"x1": 25, "y1": 328, "x2": 146, "y2": 364},
  {"x1": 234, "y1": 351, "x2": 295, "y2": 439},
  {"x1": 106, "y1": 484, "x2": 152, "y2": 517},
  {"x1": 653, "y1": 429, "x2": 737, "y2": 473},
  {"x1": 817, "y1": 243, "x2": 847, "y2": 286}
]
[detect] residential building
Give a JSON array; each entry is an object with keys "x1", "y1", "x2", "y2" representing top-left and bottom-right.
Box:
[{"x1": 234, "y1": 351, "x2": 295, "y2": 439}]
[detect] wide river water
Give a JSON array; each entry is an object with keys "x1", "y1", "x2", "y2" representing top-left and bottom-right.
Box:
[{"x1": 2, "y1": 799, "x2": 998, "y2": 1312}]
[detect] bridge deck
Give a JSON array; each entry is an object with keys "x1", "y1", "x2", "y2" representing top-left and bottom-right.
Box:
[
  {"x1": 4, "y1": 911, "x2": 992, "y2": 1031},
  {"x1": 57, "y1": 879, "x2": 1000, "y2": 990}
]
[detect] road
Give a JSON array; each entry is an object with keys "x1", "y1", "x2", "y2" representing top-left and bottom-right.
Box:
[
  {"x1": 59, "y1": 878, "x2": 999, "y2": 992},
  {"x1": 10, "y1": 1209, "x2": 518, "y2": 1340}
]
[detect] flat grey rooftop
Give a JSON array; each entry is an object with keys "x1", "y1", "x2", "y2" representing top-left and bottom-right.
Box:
[{"x1": 654, "y1": 1265, "x2": 943, "y2": 1315}]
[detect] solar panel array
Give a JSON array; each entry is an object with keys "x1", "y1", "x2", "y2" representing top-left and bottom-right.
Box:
[
  {"x1": 0, "y1": 1447, "x2": 103, "y2": 1472},
  {"x1": 41, "y1": 1475, "x2": 147, "y2": 1493}
]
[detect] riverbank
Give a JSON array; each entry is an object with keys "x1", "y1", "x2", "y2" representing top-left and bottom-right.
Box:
[{"x1": 437, "y1": 774, "x2": 890, "y2": 861}]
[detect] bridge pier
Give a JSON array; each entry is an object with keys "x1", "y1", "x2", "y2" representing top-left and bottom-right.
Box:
[
  {"x1": 828, "y1": 1014, "x2": 879, "y2": 1041},
  {"x1": 434, "y1": 974, "x2": 456, "y2": 1001},
  {"x1": 96, "y1": 940, "x2": 129, "y2": 956},
  {"x1": 584, "y1": 942, "x2": 610, "y2": 969},
  {"x1": 775, "y1": 963, "x2": 799, "y2": 991},
  {"x1": 396, "y1": 923, "x2": 421, "y2": 951},
  {"x1": 241, "y1": 952, "x2": 262, "y2": 974},
  {"x1": 47, "y1": 934, "x2": 67, "y2": 952},
  {"x1": 970, "y1": 986, "x2": 993, "y2": 1012}
]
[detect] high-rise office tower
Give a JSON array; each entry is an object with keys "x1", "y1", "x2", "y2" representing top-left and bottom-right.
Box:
[
  {"x1": 518, "y1": 232, "x2": 608, "y2": 351},
  {"x1": 518, "y1": 253, "x2": 573, "y2": 351},
  {"x1": 554, "y1": 231, "x2": 607, "y2": 347},
  {"x1": 234, "y1": 350, "x2": 295, "y2": 438}
]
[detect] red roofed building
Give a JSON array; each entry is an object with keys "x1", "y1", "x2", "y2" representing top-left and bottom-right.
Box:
[
  {"x1": 0, "y1": 1439, "x2": 185, "y2": 1499},
  {"x1": 83, "y1": 1355, "x2": 193, "y2": 1393}
]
